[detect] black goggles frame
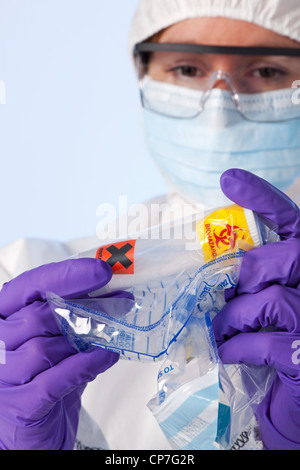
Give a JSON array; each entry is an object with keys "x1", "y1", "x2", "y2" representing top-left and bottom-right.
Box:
[{"x1": 134, "y1": 42, "x2": 300, "y2": 57}]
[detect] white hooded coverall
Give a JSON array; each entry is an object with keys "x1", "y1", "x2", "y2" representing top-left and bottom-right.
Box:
[{"x1": 1, "y1": 0, "x2": 300, "y2": 451}]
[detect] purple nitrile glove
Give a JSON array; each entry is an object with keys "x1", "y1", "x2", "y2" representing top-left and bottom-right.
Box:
[
  {"x1": 0, "y1": 258, "x2": 119, "y2": 450},
  {"x1": 212, "y1": 168, "x2": 300, "y2": 450}
]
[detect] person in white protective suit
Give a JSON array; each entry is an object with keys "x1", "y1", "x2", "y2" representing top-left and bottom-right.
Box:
[{"x1": 0, "y1": 0, "x2": 300, "y2": 451}]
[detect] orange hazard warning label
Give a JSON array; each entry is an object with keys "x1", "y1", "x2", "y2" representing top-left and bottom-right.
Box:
[{"x1": 96, "y1": 240, "x2": 136, "y2": 274}]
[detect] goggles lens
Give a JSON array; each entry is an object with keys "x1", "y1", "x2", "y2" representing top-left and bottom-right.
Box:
[{"x1": 135, "y1": 43, "x2": 300, "y2": 122}]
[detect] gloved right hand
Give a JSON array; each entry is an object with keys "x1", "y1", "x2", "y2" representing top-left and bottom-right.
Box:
[
  {"x1": 213, "y1": 169, "x2": 300, "y2": 450},
  {"x1": 0, "y1": 258, "x2": 119, "y2": 450}
]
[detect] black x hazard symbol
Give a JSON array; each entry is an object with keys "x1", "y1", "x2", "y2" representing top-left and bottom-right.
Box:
[{"x1": 96, "y1": 240, "x2": 136, "y2": 274}]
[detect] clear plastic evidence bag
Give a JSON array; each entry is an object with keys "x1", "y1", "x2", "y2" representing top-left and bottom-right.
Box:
[{"x1": 47, "y1": 203, "x2": 279, "y2": 450}]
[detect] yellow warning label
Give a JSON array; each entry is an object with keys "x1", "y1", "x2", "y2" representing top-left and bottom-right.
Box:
[{"x1": 196, "y1": 204, "x2": 255, "y2": 263}]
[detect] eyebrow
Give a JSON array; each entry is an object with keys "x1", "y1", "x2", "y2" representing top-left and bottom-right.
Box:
[{"x1": 135, "y1": 42, "x2": 300, "y2": 57}]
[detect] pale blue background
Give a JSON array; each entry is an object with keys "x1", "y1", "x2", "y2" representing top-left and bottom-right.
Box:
[{"x1": 0, "y1": 0, "x2": 167, "y2": 248}]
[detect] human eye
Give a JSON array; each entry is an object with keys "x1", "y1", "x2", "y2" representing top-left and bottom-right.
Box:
[
  {"x1": 244, "y1": 58, "x2": 291, "y2": 82},
  {"x1": 148, "y1": 52, "x2": 208, "y2": 88},
  {"x1": 168, "y1": 64, "x2": 203, "y2": 78},
  {"x1": 241, "y1": 58, "x2": 294, "y2": 91},
  {"x1": 251, "y1": 66, "x2": 286, "y2": 80}
]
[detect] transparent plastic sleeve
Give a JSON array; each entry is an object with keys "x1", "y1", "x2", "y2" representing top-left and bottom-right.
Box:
[{"x1": 47, "y1": 203, "x2": 279, "y2": 449}]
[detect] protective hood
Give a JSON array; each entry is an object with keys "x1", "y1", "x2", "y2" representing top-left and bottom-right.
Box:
[{"x1": 129, "y1": 0, "x2": 300, "y2": 52}]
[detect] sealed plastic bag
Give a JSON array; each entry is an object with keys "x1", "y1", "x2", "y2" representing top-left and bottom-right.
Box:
[
  {"x1": 47, "y1": 203, "x2": 278, "y2": 449},
  {"x1": 148, "y1": 312, "x2": 277, "y2": 450},
  {"x1": 148, "y1": 313, "x2": 220, "y2": 450},
  {"x1": 48, "y1": 204, "x2": 267, "y2": 361}
]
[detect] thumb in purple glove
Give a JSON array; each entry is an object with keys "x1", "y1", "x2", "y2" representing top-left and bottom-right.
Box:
[
  {"x1": 0, "y1": 258, "x2": 119, "y2": 450},
  {"x1": 220, "y1": 168, "x2": 300, "y2": 240}
]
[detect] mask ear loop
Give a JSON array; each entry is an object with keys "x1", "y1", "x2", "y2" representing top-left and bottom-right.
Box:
[{"x1": 200, "y1": 70, "x2": 243, "y2": 115}]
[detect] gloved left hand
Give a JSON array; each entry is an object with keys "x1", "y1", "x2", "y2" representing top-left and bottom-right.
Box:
[
  {"x1": 0, "y1": 258, "x2": 119, "y2": 450},
  {"x1": 212, "y1": 169, "x2": 300, "y2": 450}
]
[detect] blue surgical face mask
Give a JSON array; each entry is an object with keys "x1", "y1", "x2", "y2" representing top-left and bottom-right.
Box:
[{"x1": 141, "y1": 80, "x2": 300, "y2": 208}]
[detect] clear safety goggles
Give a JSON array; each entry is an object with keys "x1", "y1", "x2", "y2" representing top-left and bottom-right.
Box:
[{"x1": 134, "y1": 42, "x2": 300, "y2": 122}]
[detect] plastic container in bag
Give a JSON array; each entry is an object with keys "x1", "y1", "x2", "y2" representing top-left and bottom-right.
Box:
[
  {"x1": 47, "y1": 204, "x2": 266, "y2": 361},
  {"x1": 47, "y1": 203, "x2": 279, "y2": 450}
]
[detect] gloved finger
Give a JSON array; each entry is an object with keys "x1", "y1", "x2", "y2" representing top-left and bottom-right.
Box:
[
  {"x1": 0, "y1": 336, "x2": 76, "y2": 386},
  {"x1": 21, "y1": 348, "x2": 119, "y2": 420},
  {"x1": 236, "y1": 239, "x2": 300, "y2": 295},
  {"x1": 0, "y1": 258, "x2": 112, "y2": 318},
  {"x1": 1, "y1": 291, "x2": 135, "y2": 350},
  {"x1": 0, "y1": 302, "x2": 61, "y2": 350},
  {"x1": 212, "y1": 285, "x2": 300, "y2": 342},
  {"x1": 217, "y1": 331, "x2": 300, "y2": 378},
  {"x1": 220, "y1": 169, "x2": 300, "y2": 239}
]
